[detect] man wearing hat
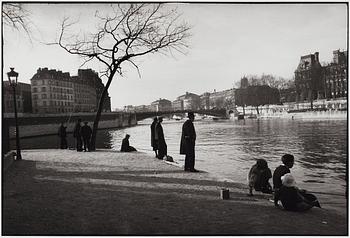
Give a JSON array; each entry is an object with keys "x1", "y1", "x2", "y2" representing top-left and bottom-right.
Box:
[{"x1": 180, "y1": 112, "x2": 198, "y2": 172}]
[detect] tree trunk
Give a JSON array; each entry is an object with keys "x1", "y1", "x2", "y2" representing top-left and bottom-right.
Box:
[
  {"x1": 255, "y1": 106, "x2": 259, "y2": 115},
  {"x1": 90, "y1": 69, "x2": 116, "y2": 151}
]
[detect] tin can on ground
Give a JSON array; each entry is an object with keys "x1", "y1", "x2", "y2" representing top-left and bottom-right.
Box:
[{"x1": 220, "y1": 188, "x2": 230, "y2": 200}]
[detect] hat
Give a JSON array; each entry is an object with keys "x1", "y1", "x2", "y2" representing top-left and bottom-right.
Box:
[
  {"x1": 281, "y1": 173, "x2": 296, "y2": 187},
  {"x1": 188, "y1": 112, "x2": 195, "y2": 118}
]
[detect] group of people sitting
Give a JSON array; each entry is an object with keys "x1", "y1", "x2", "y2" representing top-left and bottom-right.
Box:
[{"x1": 248, "y1": 153, "x2": 321, "y2": 212}]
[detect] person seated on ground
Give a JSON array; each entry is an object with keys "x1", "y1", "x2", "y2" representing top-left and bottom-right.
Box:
[
  {"x1": 273, "y1": 153, "x2": 295, "y2": 190},
  {"x1": 120, "y1": 134, "x2": 137, "y2": 152},
  {"x1": 248, "y1": 159, "x2": 273, "y2": 196},
  {"x1": 274, "y1": 173, "x2": 321, "y2": 212}
]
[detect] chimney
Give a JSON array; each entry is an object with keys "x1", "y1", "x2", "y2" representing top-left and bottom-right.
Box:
[{"x1": 314, "y1": 52, "x2": 319, "y2": 62}]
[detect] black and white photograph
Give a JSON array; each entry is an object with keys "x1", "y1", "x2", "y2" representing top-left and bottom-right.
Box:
[{"x1": 2, "y1": 1, "x2": 348, "y2": 235}]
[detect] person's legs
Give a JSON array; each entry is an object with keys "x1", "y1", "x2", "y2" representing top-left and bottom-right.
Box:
[
  {"x1": 60, "y1": 138, "x2": 65, "y2": 149},
  {"x1": 86, "y1": 138, "x2": 90, "y2": 151},
  {"x1": 63, "y1": 137, "x2": 68, "y2": 149},
  {"x1": 188, "y1": 145, "x2": 196, "y2": 171},
  {"x1": 129, "y1": 146, "x2": 137, "y2": 152},
  {"x1": 301, "y1": 191, "x2": 321, "y2": 208},
  {"x1": 295, "y1": 202, "x2": 313, "y2": 212},
  {"x1": 184, "y1": 154, "x2": 190, "y2": 171},
  {"x1": 76, "y1": 137, "x2": 82, "y2": 151},
  {"x1": 83, "y1": 138, "x2": 87, "y2": 151}
]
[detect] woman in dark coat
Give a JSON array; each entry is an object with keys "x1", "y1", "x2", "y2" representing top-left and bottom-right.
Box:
[
  {"x1": 150, "y1": 117, "x2": 158, "y2": 158},
  {"x1": 156, "y1": 117, "x2": 167, "y2": 160}
]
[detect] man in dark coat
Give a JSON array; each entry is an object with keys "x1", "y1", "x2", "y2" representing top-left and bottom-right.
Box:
[
  {"x1": 80, "y1": 121, "x2": 92, "y2": 152},
  {"x1": 121, "y1": 134, "x2": 137, "y2": 152},
  {"x1": 150, "y1": 117, "x2": 158, "y2": 158},
  {"x1": 58, "y1": 122, "x2": 67, "y2": 149},
  {"x1": 180, "y1": 112, "x2": 197, "y2": 172},
  {"x1": 73, "y1": 118, "x2": 83, "y2": 151},
  {"x1": 156, "y1": 117, "x2": 167, "y2": 160}
]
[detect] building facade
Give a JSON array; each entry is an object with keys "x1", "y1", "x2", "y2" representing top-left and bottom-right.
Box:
[
  {"x1": 322, "y1": 50, "x2": 347, "y2": 99},
  {"x1": 177, "y1": 92, "x2": 200, "y2": 110},
  {"x1": 3, "y1": 81, "x2": 32, "y2": 113},
  {"x1": 172, "y1": 99, "x2": 184, "y2": 111},
  {"x1": 294, "y1": 52, "x2": 323, "y2": 102},
  {"x1": 151, "y1": 98, "x2": 172, "y2": 112},
  {"x1": 199, "y1": 92, "x2": 210, "y2": 110},
  {"x1": 134, "y1": 105, "x2": 152, "y2": 112},
  {"x1": 209, "y1": 89, "x2": 235, "y2": 109},
  {"x1": 294, "y1": 50, "x2": 347, "y2": 103},
  {"x1": 78, "y1": 69, "x2": 111, "y2": 112},
  {"x1": 31, "y1": 68, "x2": 111, "y2": 114}
]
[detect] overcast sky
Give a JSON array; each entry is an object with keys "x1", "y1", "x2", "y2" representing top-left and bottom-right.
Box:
[{"x1": 3, "y1": 3, "x2": 347, "y2": 110}]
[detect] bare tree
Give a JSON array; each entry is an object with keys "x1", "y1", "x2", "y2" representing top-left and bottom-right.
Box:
[
  {"x1": 2, "y1": 3, "x2": 31, "y2": 36},
  {"x1": 52, "y1": 3, "x2": 191, "y2": 150}
]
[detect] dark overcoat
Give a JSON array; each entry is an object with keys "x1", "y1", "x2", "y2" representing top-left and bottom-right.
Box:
[
  {"x1": 156, "y1": 123, "x2": 167, "y2": 157},
  {"x1": 180, "y1": 119, "x2": 196, "y2": 155},
  {"x1": 80, "y1": 125, "x2": 92, "y2": 139},
  {"x1": 121, "y1": 138, "x2": 130, "y2": 152},
  {"x1": 58, "y1": 125, "x2": 67, "y2": 138},
  {"x1": 150, "y1": 121, "x2": 157, "y2": 149},
  {"x1": 73, "y1": 123, "x2": 81, "y2": 138}
]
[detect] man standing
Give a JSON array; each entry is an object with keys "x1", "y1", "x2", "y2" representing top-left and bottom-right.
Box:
[
  {"x1": 156, "y1": 117, "x2": 167, "y2": 160},
  {"x1": 80, "y1": 121, "x2": 92, "y2": 152},
  {"x1": 180, "y1": 112, "x2": 197, "y2": 172},
  {"x1": 73, "y1": 118, "x2": 83, "y2": 151},
  {"x1": 150, "y1": 117, "x2": 158, "y2": 158},
  {"x1": 58, "y1": 122, "x2": 67, "y2": 149}
]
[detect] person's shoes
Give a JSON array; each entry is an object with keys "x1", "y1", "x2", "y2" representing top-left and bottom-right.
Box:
[
  {"x1": 189, "y1": 169, "x2": 199, "y2": 172},
  {"x1": 184, "y1": 168, "x2": 190, "y2": 172}
]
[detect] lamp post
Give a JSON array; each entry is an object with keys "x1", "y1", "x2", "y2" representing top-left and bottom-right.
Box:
[{"x1": 7, "y1": 68, "x2": 22, "y2": 160}]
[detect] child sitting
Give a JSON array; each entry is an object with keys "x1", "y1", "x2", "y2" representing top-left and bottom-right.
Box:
[
  {"x1": 274, "y1": 173, "x2": 321, "y2": 212},
  {"x1": 273, "y1": 154, "x2": 294, "y2": 190},
  {"x1": 248, "y1": 159, "x2": 273, "y2": 196}
]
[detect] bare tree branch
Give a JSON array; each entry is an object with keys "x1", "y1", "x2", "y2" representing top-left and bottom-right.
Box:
[
  {"x1": 52, "y1": 3, "x2": 191, "y2": 150},
  {"x1": 2, "y1": 3, "x2": 33, "y2": 40}
]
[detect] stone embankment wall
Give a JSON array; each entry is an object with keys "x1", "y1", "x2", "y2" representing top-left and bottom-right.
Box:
[
  {"x1": 3, "y1": 112, "x2": 137, "y2": 153},
  {"x1": 4, "y1": 112, "x2": 137, "y2": 139}
]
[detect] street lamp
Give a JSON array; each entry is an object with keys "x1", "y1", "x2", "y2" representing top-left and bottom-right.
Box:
[{"x1": 7, "y1": 67, "x2": 22, "y2": 160}]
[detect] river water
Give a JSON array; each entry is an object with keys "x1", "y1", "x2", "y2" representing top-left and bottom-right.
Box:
[{"x1": 16, "y1": 118, "x2": 347, "y2": 197}]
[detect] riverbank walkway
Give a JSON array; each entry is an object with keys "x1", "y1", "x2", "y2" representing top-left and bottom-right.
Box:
[{"x1": 3, "y1": 149, "x2": 347, "y2": 235}]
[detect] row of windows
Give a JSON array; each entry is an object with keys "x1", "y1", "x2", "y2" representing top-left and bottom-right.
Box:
[
  {"x1": 33, "y1": 100, "x2": 96, "y2": 107},
  {"x1": 33, "y1": 100, "x2": 74, "y2": 107},
  {"x1": 51, "y1": 87, "x2": 73, "y2": 94},
  {"x1": 33, "y1": 94, "x2": 74, "y2": 100},
  {"x1": 75, "y1": 100, "x2": 94, "y2": 105},
  {"x1": 32, "y1": 78, "x2": 99, "y2": 88},
  {"x1": 32, "y1": 85, "x2": 94, "y2": 95},
  {"x1": 32, "y1": 79, "x2": 73, "y2": 87}
]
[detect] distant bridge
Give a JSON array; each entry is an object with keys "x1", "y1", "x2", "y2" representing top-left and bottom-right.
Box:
[{"x1": 135, "y1": 109, "x2": 228, "y2": 121}]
